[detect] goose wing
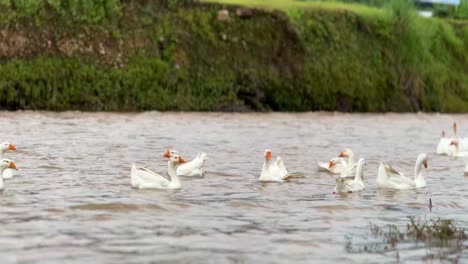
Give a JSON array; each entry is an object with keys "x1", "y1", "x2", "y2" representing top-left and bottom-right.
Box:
[
  {"x1": 131, "y1": 164, "x2": 170, "y2": 186},
  {"x1": 176, "y1": 153, "x2": 207, "y2": 176},
  {"x1": 383, "y1": 164, "x2": 414, "y2": 185}
]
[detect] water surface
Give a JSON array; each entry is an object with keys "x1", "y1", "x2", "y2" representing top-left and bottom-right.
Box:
[{"x1": 0, "y1": 112, "x2": 466, "y2": 263}]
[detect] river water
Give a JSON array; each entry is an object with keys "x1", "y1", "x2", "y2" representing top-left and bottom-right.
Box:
[{"x1": 0, "y1": 111, "x2": 467, "y2": 263}]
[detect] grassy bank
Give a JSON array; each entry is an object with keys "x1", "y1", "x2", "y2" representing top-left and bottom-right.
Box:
[{"x1": 0, "y1": 0, "x2": 466, "y2": 111}]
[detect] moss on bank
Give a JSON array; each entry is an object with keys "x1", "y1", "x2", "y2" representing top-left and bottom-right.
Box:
[{"x1": 0, "y1": 0, "x2": 466, "y2": 111}]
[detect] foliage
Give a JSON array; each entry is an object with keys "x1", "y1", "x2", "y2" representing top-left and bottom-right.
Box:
[
  {"x1": 0, "y1": 0, "x2": 466, "y2": 111},
  {"x1": 433, "y1": 0, "x2": 468, "y2": 19},
  {"x1": 346, "y1": 217, "x2": 468, "y2": 262}
]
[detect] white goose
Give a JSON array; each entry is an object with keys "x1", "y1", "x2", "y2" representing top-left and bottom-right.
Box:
[
  {"x1": 436, "y1": 130, "x2": 451, "y2": 155},
  {"x1": 334, "y1": 158, "x2": 366, "y2": 193},
  {"x1": 449, "y1": 140, "x2": 468, "y2": 174},
  {"x1": 376, "y1": 153, "x2": 428, "y2": 190},
  {"x1": 338, "y1": 148, "x2": 357, "y2": 177},
  {"x1": 0, "y1": 159, "x2": 17, "y2": 190},
  {"x1": 436, "y1": 123, "x2": 468, "y2": 155},
  {"x1": 259, "y1": 149, "x2": 290, "y2": 182},
  {"x1": 0, "y1": 142, "x2": 17, "y2": 179},
  {"x1": 164, "y1": 149, "x2": 207, "y2": 177},
  {"x1": 131, "y1": 153, "x2": 186, "y2": 189},
  {"x1": 317, "y1": 158, "x2": 347, "y2": 174},
  {"x1": 317, "y1": 149, "x2": 357, "y2": 175}
]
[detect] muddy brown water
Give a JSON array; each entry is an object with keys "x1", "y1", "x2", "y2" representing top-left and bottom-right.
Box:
[{"x1": 0, "y1": 112, "x2": 467, "y2": 263}]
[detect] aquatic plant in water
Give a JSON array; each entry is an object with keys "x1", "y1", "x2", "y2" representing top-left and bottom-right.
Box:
[{"x1": 345, "y1": 217, "x2": 468, "y2": 262}]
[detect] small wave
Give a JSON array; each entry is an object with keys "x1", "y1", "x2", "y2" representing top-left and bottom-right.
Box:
[{"x1": 69, "y1": 203, "x2": 165, "y2": 212}]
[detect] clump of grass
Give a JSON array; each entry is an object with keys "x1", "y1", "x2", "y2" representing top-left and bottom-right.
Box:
[
  {"x1": 407, "y1": 217, "x2": 467, "y2": 244},
  {"x1": 346, "y1": 217, "x2": 467, "y2": 262}
]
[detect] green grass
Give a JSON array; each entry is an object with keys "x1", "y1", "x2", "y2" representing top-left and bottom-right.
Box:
[
  {"x1": 201, "y1": 0, "x2": 385, "y2": 16},
  {"x1": 0, "y1": 0, "x2": 466, "y2": 111}
]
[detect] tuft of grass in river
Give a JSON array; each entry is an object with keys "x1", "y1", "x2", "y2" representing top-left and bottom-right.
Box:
[{"x1": 346, "y1": 217, "x2": 468, "y2": 262}]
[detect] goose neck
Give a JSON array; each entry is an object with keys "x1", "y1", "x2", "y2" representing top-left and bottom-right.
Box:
[
  {"x1": 168, "y1": 162, "x2": 181, "y2": 188},
  {"x1": 414, "y1": 158, "x2": 425, "y2": 180},
  {"x1": 355, "y1": 161, "x2": 364, "y2": 183}
]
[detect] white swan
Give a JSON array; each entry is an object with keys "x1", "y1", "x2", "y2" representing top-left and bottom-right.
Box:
[
  {"x1": 0, "y1": 142, "x2": 17, "y2": 179},
  {"x1": 131, "y1": 154, "x2": 186, "y2": 189},
  {"x1": 259, "y1": 149, "x2": 290, "y2": 182},
  {"x1": 376, "y1": 153, "x2": 428, "y2": 190},
  {"x1": 317, "y1": 158, "x2": 347, "y2": 174},
  {"x1": 449, "y1": 140, "x2": 468, "y2": 174},
  {"x1": 164, "y1": 149, "x2": 207, "y2": 177},
  {"x1": 334, "y1": 158, "x2": 366, "y2": 193},
  {"x1": 0, "y1": 159, "x2": 17, "y2": 190}
]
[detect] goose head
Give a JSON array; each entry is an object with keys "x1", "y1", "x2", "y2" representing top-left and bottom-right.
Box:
[
  {"x1": 0, "y1": 142, "x2": 16, "y2": 153},
  {"x1": 163, "y1": 149, "x2": 179, "y2": 158},
  {"x1": 450, "y1": 139, "x2": 459, "y2": 147},
  {"x1": 419, "y1": 154, "x2": 428, "y2": 169},
  {"x1": 0, "y1": 159, "x2": 17, "y2": 170},
  {"x1": 264, "y1": 149, "x2": 272, "y2": 161},
  {"x1": 414, "y1": 154, "x2": 428, "y2": 183},
  {"x1": 328, "y1": 158, "x2": 343, "y2": 168},
  {"x1": 414, "y1": 153, "x2": 428, "y2": 174},
  {"x1": 339, "y1": 148, "x2": 353, "y2": 158},
  {"x1": 336, "y1": 178, "x2": 346, "y2": 184},
  {"x1": 453, "y1": 122, "x2": 457, "y2": 137},
  {"x1": 169, "y1": 153, "x2": 186, "y2": 165},
  {"x1": 441, "y1": 131, "x2": 446, "y2": 138}
]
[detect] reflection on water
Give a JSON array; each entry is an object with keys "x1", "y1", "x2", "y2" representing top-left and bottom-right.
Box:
[{"x1": 0, "y1": 111, "x2": 467, "y2": 263}]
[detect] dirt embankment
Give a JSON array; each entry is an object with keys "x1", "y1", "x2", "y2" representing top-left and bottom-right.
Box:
[{"x1": 0, "y1": 1, "x2": 466, "y2": 112}]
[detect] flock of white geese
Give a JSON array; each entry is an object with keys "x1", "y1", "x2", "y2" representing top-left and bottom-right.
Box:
[
  {"x1": 0, "y1": 122, "x2": 466, "y2": 192},
  {"x1": 128, "y1": 122, "x2": 462, "y2": 193}
]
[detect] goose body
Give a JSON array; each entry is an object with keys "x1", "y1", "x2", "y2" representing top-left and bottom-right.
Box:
[
  {"x1": 436, "y1": 134, "x2": 451, "y2": 155},
  {"x1": 437, "y1": 123, "x2": 468, "y2": 155},
  {"x1": 376, "y1": 154, "x2": 428, "y2": 190},
  {"x1": 131, "y1": 154, "x2": 185, "y2": 190},
  {"x1": 259, "y1": 150, "x2": 290, "y2": 182},
  {"x1": 0, "y1": 159, "x2": 17, "y2": 190},
  {"x1": 0, "y1": 142, "x2": 17, "y2": 179},
  {"x1": 334, "y1": 158, "x2": 366, "y2": 193},
  {"x1": 449, "y1": 140, "x2": 468, "y2": 174},
  {"x1": 318, "y1": 149, "x2": 357, "y2": 176},
  {"x1": 317, "y1": 158, "x2": 347, "y2": 174},
  {"x1": 164, "y1": 150, "x2": 207, "y2": 177}
]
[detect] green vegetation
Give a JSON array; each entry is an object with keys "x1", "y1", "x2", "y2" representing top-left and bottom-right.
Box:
[
  {"x1": 346, "y1": 217, "x2": 468, "y2": 262},
  {"x1": 433, "y1": 0, "x2": 468, "y2": 19},
  {"x1": 0, "y1": 0, "x2": 466, "y2": 111}
]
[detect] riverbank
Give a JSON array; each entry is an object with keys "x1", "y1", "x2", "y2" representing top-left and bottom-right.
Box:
[{"x1": 0, "y1": 1, "x2": 466, "y2": 112}]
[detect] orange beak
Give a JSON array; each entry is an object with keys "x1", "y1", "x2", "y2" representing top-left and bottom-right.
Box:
[
  {"x1": 9, "y1": 161, "x2": 17, "y2": 170},
  {"x1": 163, "y1": 149, "x2": 170, "y2": 158},
  {"x1": 178, "y1": 156, "x2": 186, "y2": 163},
  {"x1": 9, "y1": 144, "x2": 16, "y2": 150},
  {"x1": 265, "y1": 151, "x2": 272, "y2": 161},
  {"x1": 450, "y1": 141, "x2": 454, "y2": 145},
  {"x1": 424, "y1": 161, "x2": 428, "y2": 169},
  {"x1": 328, "y1": 161, "x2": 335, "y2": 169},
  {"x1": 339, "y1": 152, "x2": 346, "y2": 158}
]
